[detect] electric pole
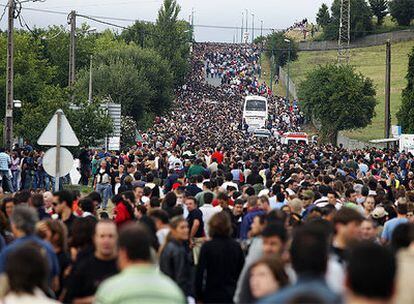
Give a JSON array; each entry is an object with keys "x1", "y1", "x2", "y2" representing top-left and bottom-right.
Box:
[
  {"x1": 68, "y1": 10, "x2": 76, "y2": 87},
  {"x1": 385, "y1": 40, "x2": 391, "y2": 139},
  {"x1": 241, "y1": 12, "x2": 244, "y2": 44},
  {"x1": 338, "y1": 0, "x2": 350, "y2": 64},
  {"x1": 88, "y1": 55, "x2": 93, "y2": 103},
  {"x1": 251, "y1": 13, "x2": 255, "y2": 43},
  {"x1": 4, "y1": 0, "x2": 15, "y2": 150},
  {"x1": 245, "y1": 9, "x2": 248, "y2": 40}
]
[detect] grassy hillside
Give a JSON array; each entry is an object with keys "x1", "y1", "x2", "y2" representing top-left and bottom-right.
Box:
[{"x1": 288, "y1": 40, "x2": 413, "y2": 142}]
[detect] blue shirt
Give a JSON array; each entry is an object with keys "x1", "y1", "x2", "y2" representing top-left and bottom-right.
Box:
[
  {"x1": 240, "y1": 209, "x2": 265, "y2": 240},
  {"x1": 0, "y1": 235, "x2": 60, "y2": 278},
  {"x1": 258, "y1": 276, "x2": 342, "y2": 304},
  {"x1": 0, "y1": 152, "x2": 10, "y2": 171},
  {"x1": 381, "y1": 217, "x2": 409, "y2": 242}
]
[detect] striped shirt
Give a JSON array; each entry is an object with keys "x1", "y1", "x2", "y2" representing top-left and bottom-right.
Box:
[{"x1": 95, "y1": 265, "x2": 185, "y2": 304}]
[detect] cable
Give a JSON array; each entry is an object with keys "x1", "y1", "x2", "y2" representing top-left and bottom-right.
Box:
[
  {"x1": 0, "y1": 4, "x2": 7, "y2": 23},
  {"x1": 76, "y1": 13, "x2": 128, "y2": 30}
]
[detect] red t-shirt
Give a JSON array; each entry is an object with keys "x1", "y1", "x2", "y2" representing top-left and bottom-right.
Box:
[{"x1": 211, "y1": 151, "x2": 224, "y2": 164}]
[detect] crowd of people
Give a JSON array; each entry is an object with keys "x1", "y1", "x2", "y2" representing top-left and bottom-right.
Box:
[{"x1": 0, "y1": 42, "x2": 413, "y2": 304}]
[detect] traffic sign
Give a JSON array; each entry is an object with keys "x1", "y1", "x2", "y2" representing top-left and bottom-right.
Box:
[
  {"x1": 37, "y1": 109, "x2": 80, "y2": 146},
  {"x1": 43, "y1": 147, "x2": 74, "y2": 178}
]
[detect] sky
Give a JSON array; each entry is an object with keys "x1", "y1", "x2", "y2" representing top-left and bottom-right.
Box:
[{"x1": 1, "y1": 0, "x2": 334, "y2": 42}]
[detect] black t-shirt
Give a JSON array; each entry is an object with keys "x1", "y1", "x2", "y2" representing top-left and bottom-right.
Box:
[
  {"x1": 187, "y1": 208, "x2": 204, "y2": 238},
  {"x1": 63, "y1": 213, "x2": 77, "y2": 237},
  {"x1": 65, "y1": 255, "x2": 118, "y2": 301}
]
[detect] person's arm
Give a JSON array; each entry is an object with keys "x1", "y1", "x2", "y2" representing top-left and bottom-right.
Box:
[
  {"x1": 73, "y1": 296, "x2": 95, "y2": 304},
  {"x1": 195, "y1": 244, "x2": 207, "y2": 301},
  {"x1": 190, "y1": 219, "x2": 200, "y2": 239}
]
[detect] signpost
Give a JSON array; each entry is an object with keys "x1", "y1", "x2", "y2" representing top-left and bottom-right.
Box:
[{"x1": 38, "y1": 109, "x2": 80, "y2": 191}]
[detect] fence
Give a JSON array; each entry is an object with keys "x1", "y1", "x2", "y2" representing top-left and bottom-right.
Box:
[
  {"x1": 298, "y1": 29, "x2": 414, "y2": 51},
  {"x1": 278, "y1": 66, "x2": 298, "y2": 100}
]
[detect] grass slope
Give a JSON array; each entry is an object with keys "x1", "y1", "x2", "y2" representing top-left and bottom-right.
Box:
[{"x1": 288, "y1": 40, "x2": 413, "y2": 142}]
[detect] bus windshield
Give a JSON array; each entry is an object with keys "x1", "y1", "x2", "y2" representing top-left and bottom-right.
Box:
[{"x1": 246, "y1": 100, "x2": 266, "y2": 112}]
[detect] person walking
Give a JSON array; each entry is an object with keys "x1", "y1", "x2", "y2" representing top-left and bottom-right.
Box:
[
  {"x1": 0, "y1": 148, "x2": 13, "y2": 193},
  {"x1": 95, "y1": 223, "x2": 185, "y2": 304},
  {"x1": 195, "y1": 212, "x2": 245, "y2": 303},
  {"x1": 159, "y1": 216, "x2": 193, "y2": 299}
]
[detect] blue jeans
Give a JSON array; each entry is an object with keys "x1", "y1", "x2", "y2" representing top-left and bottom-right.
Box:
[
  {"x1": 11, "y1": 170, "x2": 19, "y2": 192},
  {"x1": 0, "y1": 170, "x2": 13, "y2": 193},
  {"x1": 96, "y1": 183, "x2": 112, "y2": 209}
]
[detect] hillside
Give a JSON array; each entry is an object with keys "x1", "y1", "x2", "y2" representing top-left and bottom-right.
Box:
[{"x1": 288, "y1": 40, "x2": 413, "y2": 142}]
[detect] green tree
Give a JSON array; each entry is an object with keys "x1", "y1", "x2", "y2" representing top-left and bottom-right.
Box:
[
  {"x1": 0, "y1": 31, "x2": 56, "y2": 120},
  {"x1": 120, "y1": 21, "x2": 156, "y2": 48},
  {"x1": 121, "y1": 116, "x2": 138, "y2": 148},
  {"x1": 389, "y1": 0, "x2": 414, "y2": 26},
  {"x1": 324, "y1": 0, "x2": 374, "y2": 40},
  {"x1": 397, "y1": 47, "x2": 414, "y2": 132},
  {"x1": 75, "y1": 44, "x2": 173, "y2": 125},
  {"x1": 298, "y1": 64, "x2": 377, "y2": 144},
  {"x1": 369, "y1": 0, "x2": 389, "y2": 25},
  {"x1": 40, "y1": 24, "x2": 99, "y2": 88},
  {"x1": 15, "y1": 86, "x2": 112, "y2": 147},
  {"x1": 316, "y1": 3, "x2": 331, "y2": 28},
  {"x1": 265, "y1": 31, "x2": 298, "y2": 69},
  {"x1": 154, "y1": 0, "x2": 191, "y2": 85}
]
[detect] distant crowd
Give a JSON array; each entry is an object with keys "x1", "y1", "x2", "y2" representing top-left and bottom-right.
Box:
[{"x1": 0, "y1": 42, "x2": 412, "y2": 304}]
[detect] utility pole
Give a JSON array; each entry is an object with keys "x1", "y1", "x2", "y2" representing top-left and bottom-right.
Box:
[
  {"x1": 68, "y1": 10, "x2": 76, "y2": 87},
  {"x1": 4, "y1": 0, "x2": 15, "y2": 150},
  {"x1": 191, "y1": 8, "x2": 195, "y2": 42},
  {"x1": 385, "y1": 40, "x2": 391, "y2": 139},
  {"x1": 285, "y1": 39, "x2": 291, "y2": 101},
  {"x1": 260, "y1": 20, "x2": 263, "y2": 38},
  {"x1": 338, "y1": 0, "x2": 350, "y2": 63},
  {"x1": 270, "y1": 46, "x2": 274, "y2": 92},
  {"x1": 241, "y1": 12, "x2": 244, "y2": 44},
  {"x1": 88, "y1": 55, "x2": 93, "y2": 103},
  {"x1": 245, "y1": 9, "x2": 248, "y2": 39},
  {"x1": 251, "y1": 13, "x2": 255, "y2": 43}
]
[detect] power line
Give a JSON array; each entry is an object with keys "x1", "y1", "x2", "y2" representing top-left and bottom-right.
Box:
[{"x1": 76, "y1": 13, "x2": 128, "y2": 30}]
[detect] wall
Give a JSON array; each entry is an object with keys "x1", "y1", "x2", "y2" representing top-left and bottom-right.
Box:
[{"x1": 298, "y1": 29, "x2": 414, "y2": 51}]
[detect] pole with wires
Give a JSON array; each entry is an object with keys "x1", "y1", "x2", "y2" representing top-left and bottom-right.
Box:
[
  {"x1": 68, "y1": 10, "x2": 76, "y2": 87},
  {"x1": 4, "y1": 0, "x2": 15, "y2": 150}
]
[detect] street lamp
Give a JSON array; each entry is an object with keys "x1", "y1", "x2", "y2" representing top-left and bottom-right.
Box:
[
  {"x1": 284, "y1": 38, "x2": 291, "y2": 101},
  {"x1": 13, "y1": 100, "x2": 22, "y2": 108}
]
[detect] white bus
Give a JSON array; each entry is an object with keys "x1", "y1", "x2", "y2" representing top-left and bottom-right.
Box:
[{"x1": 243, "y1": 96, "x2": 268, "y2": 131}]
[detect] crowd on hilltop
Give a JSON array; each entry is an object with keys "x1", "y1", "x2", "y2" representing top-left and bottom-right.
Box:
[
  {"x1": 0, "y1": 42, "x2": 413, "y2": 304},
  {"x1": 286, "y1": 18, "x2": 308, "y2": 32}
]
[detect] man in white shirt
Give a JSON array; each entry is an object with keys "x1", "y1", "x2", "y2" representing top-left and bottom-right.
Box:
[{"x1": 199, "y1": 192, "x2": 219, "y2": 237}]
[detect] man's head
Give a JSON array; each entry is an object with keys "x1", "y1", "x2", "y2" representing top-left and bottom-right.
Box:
[
  {"x1": 233, "y1": 199, "x2": 244, "y2": 216},
  {"x1": 261, "y1": 223, "x2": 287, "y2": 256},
  {"x1": 333, "y1": 207, "x2": 364, "y2": 247},
  {"x1": 360, "y1": 219, "x2": 377, "y2": 241},
  {"x1": 94, "y1": 220, "x2": 118, "y2": 260},
  {"x1": 118, "y1": 223, "x2": 152, "y2": 270},
  {"x1": 217, "y1": 192, "x2": 229, "y2": 208},
  {"x1": 290, "y1": 225, "x2": 329, "y2": 277},
  {"x1": 327, "y1": 191, "x2": 337, "y2": 205},
  {"x1": 10, "y1": 206, "x2": 39, "y2": 237},
  {"x1": 52, "y1": 190, "x2": 73, "y2": 215},
  {"x1": 346, "y1": 242, "x2": 396, "y2": 301},
  {"x1": 185, "y1": 196, "x2": 197, "y2": 212},
  {"x1": 133, "y1": 185, "x2": 144, "y2": 202},
  {"x1": 396, "y1": 203, "x2": 408, "y2": 216},
  {"x1": 149, "y1": 209, "x2": 169, "y2": 230},
  {"x1": 345, "y1": 189, "x2": 357, "y2": 203}
]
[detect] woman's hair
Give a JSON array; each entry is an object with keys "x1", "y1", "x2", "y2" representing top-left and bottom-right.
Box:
[
  {"x1": 209, "y1": 211, "x2": 232, "y2": 238},
  {"x1": 42, "y1": 219, "x2": 68, "y2": 253},
  {"x1": 70, "y1": 217, "x2": 97, "y2": 248},
  {"x1": 5, "y1": 243, "x2": 48, "y2": 294},
  {"x1": 159, "y1": 216, "x2": 186, "y2": 255},
  {"x1": 250, "y1": 256, "x2": 289, "y2": 288},
  {"x1": 163, "y1": 192, "x2": 177, "y2": 209}
]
